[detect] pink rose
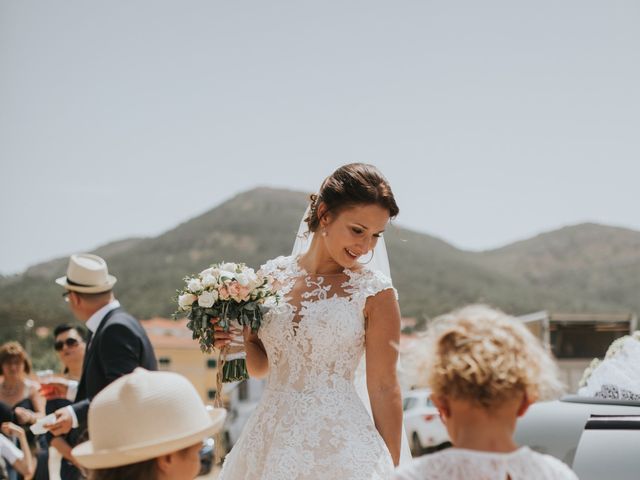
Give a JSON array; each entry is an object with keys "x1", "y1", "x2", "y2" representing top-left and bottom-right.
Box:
[
  {"x1": 227, "y1": 282, "x2": 242, "y2": 301},
  {"x1": 218, "y1": 285, "x2": 230, "y2": 300},
  {"x1": 238, "y1": 285, "x2": 251, "y2": 301}
]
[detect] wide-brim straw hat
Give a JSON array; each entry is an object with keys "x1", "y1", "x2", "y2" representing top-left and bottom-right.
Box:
[
  {"x1": 72, "y1": 368, "x2": 227, "y2": 469},
  {"x1": 55, "y1": 253, "x2": 117, "y2": 293}
]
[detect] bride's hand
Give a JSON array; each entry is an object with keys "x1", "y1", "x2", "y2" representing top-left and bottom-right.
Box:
[{"x1": 210, "y1": 318, "x2": 244, "y2": 349}]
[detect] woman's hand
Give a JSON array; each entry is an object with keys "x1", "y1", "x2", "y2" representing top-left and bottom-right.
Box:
[
  {"x1": 14, "y1": 407, "x2": 36, "y2": 425},
  {"x1": 209, "y1": 317, "x2": 269, "y2": 378},
  {"x1": 40, "y1": 377, "x2": 70, "y2": 400},
  {"x1": 1, "y1": 421, "x2": 25, "y2": 438},
  {"x1": 4, "y1": 421, "x2": 35, "y2": 478},
  {"x1": 210, "y1": 318, "x2": 244, "y2": 349}
]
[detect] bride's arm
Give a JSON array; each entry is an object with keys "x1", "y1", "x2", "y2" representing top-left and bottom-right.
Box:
[
  {"x1": 365, "y1": 288, "x2": 403, "y2": 466},
  {"x1": 243, "y1": 328, "x2": 269, "y2": 379}
]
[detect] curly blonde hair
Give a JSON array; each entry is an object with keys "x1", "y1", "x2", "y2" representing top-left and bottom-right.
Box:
[{"x1": 412, "y1": 305, "x2": 563, "y2": 409}]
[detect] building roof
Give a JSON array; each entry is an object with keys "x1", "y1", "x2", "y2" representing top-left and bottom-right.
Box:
[
  {"x1": 141, "y1": 317, "x2": 202, "y2": 350},
  {"x1": 519, "y1": 310, "x2": 637, "y2": 324}
]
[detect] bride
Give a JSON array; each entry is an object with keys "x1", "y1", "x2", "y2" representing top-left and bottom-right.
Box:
[{"x1": 216, "y1": 163, "x2": 408, "y2": 479}]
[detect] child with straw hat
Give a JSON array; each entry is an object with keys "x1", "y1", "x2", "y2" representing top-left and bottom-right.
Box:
[{"x1": 72, "y1": 368, "x2": 225, "y2": 480}]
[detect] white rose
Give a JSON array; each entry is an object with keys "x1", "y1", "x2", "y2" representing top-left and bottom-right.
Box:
[
  {"x1": 235, "y1": 273, "x2": 249, "y2": 286},
  {"x1": 178, "y1": 293, "x2": 197, "y2": 310},
  {"x1": 187, "y1": 278, "x2": 203, "y2": 293},
  {"x1": 246, "y1": 271, "x2": 259, "y2": 289},
  {"x1": 200, "y1": 267, "x2": 214, "y2": 277},
  {"x1": 198, "y1": 290, "x2": 218, "y2": 308},
  {"x1": 202, "y1": 274, "x2": 218, "y2": 288},
  {"x1": 219, "y1": 270, "x2": 236, "y2": 282},
  {"x1": 220, "y1": 262, "x2": 237, "y2": 272}
]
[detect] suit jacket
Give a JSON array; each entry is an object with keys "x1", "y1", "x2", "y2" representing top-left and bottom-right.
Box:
[{"x1": 72, "y1": 307, "x2": 157, "y2": 429}]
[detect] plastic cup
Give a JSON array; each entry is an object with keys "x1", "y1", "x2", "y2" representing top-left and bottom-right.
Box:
[{"x1": 36, "y1": 369, "x2": 55, "y2": 397}]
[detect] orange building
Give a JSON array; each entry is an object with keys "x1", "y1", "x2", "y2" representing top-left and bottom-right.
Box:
[{"x1": 141, "y1": 317, "x2": 219, "y2": 403}]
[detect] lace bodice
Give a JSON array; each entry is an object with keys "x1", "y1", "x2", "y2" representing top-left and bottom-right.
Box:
[
  {"x1": 393, "y1": 447, "x2": 579, "y2": 480},
  {"x1": 258, "y1": 255, "x2": 397, "y2": 394},
  {"x1": 220, "y1": 255, "x2": 397, "y2": 479}
]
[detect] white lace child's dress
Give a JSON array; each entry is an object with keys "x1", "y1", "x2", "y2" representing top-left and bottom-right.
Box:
[
  {"x1": 393, "y1": 447, "x2": 579, "y2": 480},
  {"x1": 219, "y1": 255, "x2": 396, "y2": 480}
]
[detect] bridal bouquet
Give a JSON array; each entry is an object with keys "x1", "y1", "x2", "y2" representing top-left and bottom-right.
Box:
[{"x1": 174, "y1": 262, "x2": 278, "y2": 383}]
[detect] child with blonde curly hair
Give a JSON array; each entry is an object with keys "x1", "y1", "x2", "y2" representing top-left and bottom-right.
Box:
[{"x1": 394, "y1": 305, "x2": 578, "y2": 480}]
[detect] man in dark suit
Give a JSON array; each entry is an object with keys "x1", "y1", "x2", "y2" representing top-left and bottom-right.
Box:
[{"x1": 46, "y1": 253, "x2": 157, "y2": 441}]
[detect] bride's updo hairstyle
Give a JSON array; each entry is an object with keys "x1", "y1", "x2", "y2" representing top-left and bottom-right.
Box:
[
  {"x1": 416, "y1": 305, "x2": 563, "y2": 409},
  {"x1": 305, "y1": 163, "x2": 399, "y2": 232}
]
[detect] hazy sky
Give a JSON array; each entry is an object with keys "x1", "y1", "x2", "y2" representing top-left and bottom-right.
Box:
[{"x1": 1, "y1": 1, "x2": 639, "y2": 274}]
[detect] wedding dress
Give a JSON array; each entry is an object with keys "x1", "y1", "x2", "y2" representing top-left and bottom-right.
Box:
[
  {"x1": 219, "y1": 254, "x2": 397, "y2": 479},
  {"x1": 393, "y1": 447, "x2": 579, "y2": 480}
]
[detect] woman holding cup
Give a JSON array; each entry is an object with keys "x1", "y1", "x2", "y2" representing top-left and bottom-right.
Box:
[{"x1": 0, "y1": 342, "x2": 45, "y2": 432}]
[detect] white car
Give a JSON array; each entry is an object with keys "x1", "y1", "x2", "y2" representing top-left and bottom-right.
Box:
[
  {"x1": 515, "y1": 395, "x2": 640, "y2": 479},
  {"x1": 403, "y1": 389, "x2": 450, "y2": 455}
]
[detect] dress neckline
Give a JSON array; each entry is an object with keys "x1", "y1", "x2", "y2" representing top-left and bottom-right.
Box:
[{"x1": 443, "y1": 446, "x2": 530, "y2": 458}]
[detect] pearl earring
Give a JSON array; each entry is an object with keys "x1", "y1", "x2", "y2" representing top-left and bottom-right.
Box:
[{"x1": 321, "y1": 229, "x2": 327, "y2": 237}]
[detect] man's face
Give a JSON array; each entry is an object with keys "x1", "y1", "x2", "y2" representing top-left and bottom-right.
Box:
[{"x1": 54, "y1": 328, "x2": 85, "y2": 366}]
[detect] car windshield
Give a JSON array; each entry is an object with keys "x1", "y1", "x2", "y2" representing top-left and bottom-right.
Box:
[{"x1": 403, "y1": 397, "x2": 419, "y2": 411}]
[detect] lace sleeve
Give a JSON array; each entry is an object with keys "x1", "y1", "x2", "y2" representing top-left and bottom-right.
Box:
[
  {"x1": 349, "y1": 268, "x2": 398, "y2": 299},
  {"x1": 344, "y1": 268, "x2": 398, "y2": 313},
  {"x1": 365, "y1": 269, "x2": 398, "y2": 301}
]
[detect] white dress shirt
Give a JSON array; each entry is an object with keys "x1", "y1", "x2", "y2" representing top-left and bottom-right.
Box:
[{"x1": 67, "y1": 299, "x2": 121, "y2": 428}]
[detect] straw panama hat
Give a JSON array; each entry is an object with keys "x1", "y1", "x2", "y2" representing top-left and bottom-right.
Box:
[
  {"x1": 72, "y1": 368, "x2": 227, "y2": 469},
  {"x1": 55, "y1": 253, "x2": 117, "y2": 293}
]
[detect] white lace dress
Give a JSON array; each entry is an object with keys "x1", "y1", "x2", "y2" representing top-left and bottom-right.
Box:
[
  {"x1": 393, "y1": 447, "x2": 579, "y2": 480},
  {"x1": 219, "y1": 255, "x2": 397, "y2": 480}
]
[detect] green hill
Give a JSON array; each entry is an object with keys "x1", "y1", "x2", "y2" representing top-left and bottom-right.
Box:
[
  {"x1": 473, "y1": 223, "x2": 640, "y2": 313},
  {"x1": 1, "y1": 189, "x2": 638, "y2": 335}
]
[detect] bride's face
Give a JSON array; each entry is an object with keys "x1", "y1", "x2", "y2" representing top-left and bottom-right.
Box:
[{"x1": 320, "y1": 203, "x2": 390, "y2": 269}]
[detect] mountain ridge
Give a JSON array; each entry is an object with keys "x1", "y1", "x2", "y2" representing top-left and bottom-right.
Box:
[{"x1": 1, "y1": 188, "x2": 637, "y2": 331}]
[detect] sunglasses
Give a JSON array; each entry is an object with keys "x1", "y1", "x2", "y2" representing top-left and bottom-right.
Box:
[{"x1": 54, "y1": 338, "x2": 80, "y2": 351}]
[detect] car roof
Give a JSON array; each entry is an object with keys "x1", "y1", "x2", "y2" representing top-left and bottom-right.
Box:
[{"x1": 404, "y1": 389, "x2": 431, "y2": 398}]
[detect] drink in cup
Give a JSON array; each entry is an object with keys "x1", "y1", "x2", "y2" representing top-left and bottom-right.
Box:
[{"x1": 36, "y1": 369, "x2": 55, "y2": 397}]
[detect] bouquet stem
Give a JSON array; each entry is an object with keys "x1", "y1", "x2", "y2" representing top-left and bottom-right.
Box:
[
  {"x1": 222, "y1": 358, "x2": 249, "y2": 382},
  {"x1": 215, "y1": 344, "x2": 249, "y2": 406}
]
